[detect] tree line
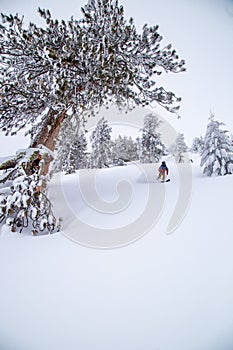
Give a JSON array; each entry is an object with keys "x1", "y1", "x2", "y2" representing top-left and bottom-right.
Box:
[{"x1": 53, "y1": 113, "x2": 188, "y2": 174}]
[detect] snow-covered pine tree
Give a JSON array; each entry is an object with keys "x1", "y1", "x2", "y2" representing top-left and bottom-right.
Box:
[
  {"x1": 140, "y1": 114, "x2": 165, "y2": 163},
  {"x1": 136, "y1": 137, "x2": 142, "y2": 160},
  {"x1": 0, "y1": 1, "x2": 185, "y2": 150},
  {"x1": 230, "y1": 133, "x2": 233, "y2": 147},
  {"x1": 200, "y1": 117, "x2": 233, "y2": 176},
  {"x1": 191, "y1": 136, "x2": 204, "y2": 153},
  {"x1": 54, "y1": 117, "x2": 88, "y2": 174},
  {"x1": 0, "y1": 0, "x2": 186, "y2": 232},
  {"x1": 53, "y1": 117, "x2": 76, "y2": 174},
  {"x1": 74, "y1": 130, "x2": 88, "y2": 170},
  {"x1": 125, "y1": 137, "x2": 138, "y2": 161},
  {"x1": 64, "y1": 143, "x2": 77, "y2": 175},
  {"x1": 174, "y1": 132, "x2": 188, "y2": 163},
  {"x1": 90, "y1": 118, "x2": 112, "y2": 168},
  {"x1": 168, "y1": 143, "x2": 177, "y2": 158},
  {"x1": 111, "y1": 135, "x2": 138, "y2": 163}
]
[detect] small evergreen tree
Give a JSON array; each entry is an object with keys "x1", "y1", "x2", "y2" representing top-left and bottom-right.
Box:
[
  {"x1": 136, "y1": 137, "x2": 142, "y2": 160},
  {"x1": 140, "y1": 114, "x2": 165, "y2": 163},
  {"x1": 90, "y1": 118, "x2": 112, "y2": 168},
  {"x1": 168, "y1": 143, "x2": 177, "y2": 158},
  {"x1": 174, "y1": 132, "x2": 188, "y2": 163},
  {"x1": 74, "y1": 130, "x2": 88, "y2": 170},
  {"x1": 54, "y1": 118, "x2": 88, "y2": 174},
  {"x1": 191, "y1": 136, "x2": 204, "y2": 153},
  {"x1": 200, "y1": 117, "x2": 233, "y2": 176},
  {"x1": 53, "y1": 117, "x2": 76, "y2": 173},
  {"x1": 64, "y1": 142, "x2": 77, "y2": 175},
  {"x1": 126, "y1": 137, "x2": 138, "y2": 161},
  {"x1": 63, "y1": 129, "x2": 88, "y2": 174}
]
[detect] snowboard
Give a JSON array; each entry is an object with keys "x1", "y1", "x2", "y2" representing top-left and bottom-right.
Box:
[{"x1": 160, "y1": 179, "x2": 170, "y2": 183}]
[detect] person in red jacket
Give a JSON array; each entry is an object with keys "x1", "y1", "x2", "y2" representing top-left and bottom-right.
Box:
[{"x1": 157, "y1": 161, "x2": 169, "y2": 182}]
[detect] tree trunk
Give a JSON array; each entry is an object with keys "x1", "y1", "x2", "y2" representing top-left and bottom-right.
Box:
[
  {"x1": 31, "y1": 109, "x2": 67, "y2": 175},
  {"x1": 31, "y1": 109, "x2": 66, "y2": 151}
]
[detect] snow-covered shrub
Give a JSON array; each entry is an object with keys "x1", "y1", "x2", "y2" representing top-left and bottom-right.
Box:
[
  {"x1": 0, "y1": 147, "x2": 59, "y2": 234},
  {"x1": 0, "y1": 174, "x2": 58, "y2": 234}
]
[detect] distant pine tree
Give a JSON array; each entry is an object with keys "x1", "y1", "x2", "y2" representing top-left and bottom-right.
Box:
[
  {"x1": 126, "y1": 137, "x2": 138, "y2": 161},
  {"x1": 64, "y1": 129, "x2": 88, "y2": 174},
  {"x1": 200, "y1": 116, "x2": 233, "y2": 176},
  {"x1": 54, "y1": 118, "x2": 75, "y2": 173},
  {"x1": 140, "y1": 114, "x2": 165, "y2": 163},
  {"x1": 168, "y1": 143, "x2": 177, "y2": 158},
  {"x1": 54, "y1": 118, "x2": 88, "y2": 174},
  {"x1": 174, "y1": 132, "x2": 188, "y2": 163},
  {"x1": 90, "y1": 118, "x2": 112, "y2": 168},
  {"x1": 112, "y1": 135, "x2": 138, "y2": 162},
  {"x1": 74, "y1": 130, "x2": 88, "y2": 170},
  {"x1": 64, "y1": 142, "x2": 77, "y2": 175},
  {"x1": 136, "y1": 137, "x2": 142, "y2": 160},
  {"x1": 191, "y1": 136, "x2": 204, "y2": 153},
  {"x1": 190, "y1": 136, "x2": 204, "y2": 154}
]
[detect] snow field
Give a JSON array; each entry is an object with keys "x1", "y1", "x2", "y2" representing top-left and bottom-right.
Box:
[{"x1": 0, "y1": 156, "x2": 233, "y2": 350}]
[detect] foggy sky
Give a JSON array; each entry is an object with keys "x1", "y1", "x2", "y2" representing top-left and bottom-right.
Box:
[{"x1": 0, "y1": 0, "x2": 233, "y2": 155}]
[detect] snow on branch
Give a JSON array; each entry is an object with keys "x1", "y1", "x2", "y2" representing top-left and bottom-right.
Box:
[
  {"x1": 0, "y1": 148, "x2": 59, "y2": 234},
  {"x1": 0, "y1": 0, "x2": 186, "y2": 137}
]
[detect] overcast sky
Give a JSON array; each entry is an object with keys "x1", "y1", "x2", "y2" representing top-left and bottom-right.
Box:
[{"x1": 0, "y1": 0, "x2": 233, "y2": 155}]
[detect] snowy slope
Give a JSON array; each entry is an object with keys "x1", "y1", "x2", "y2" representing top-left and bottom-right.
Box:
[{"x1": 0, "y1": 156, "x2": 233, "y2": 350}]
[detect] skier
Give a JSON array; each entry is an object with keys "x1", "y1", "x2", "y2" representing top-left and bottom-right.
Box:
[{"x1": 157, "y1": 161, "x2": 169, "y2": 182}]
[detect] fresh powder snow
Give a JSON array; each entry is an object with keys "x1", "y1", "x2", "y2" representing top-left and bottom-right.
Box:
[{"x1": 0, "y1": 155, "x2": 233, "y2": 350}]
